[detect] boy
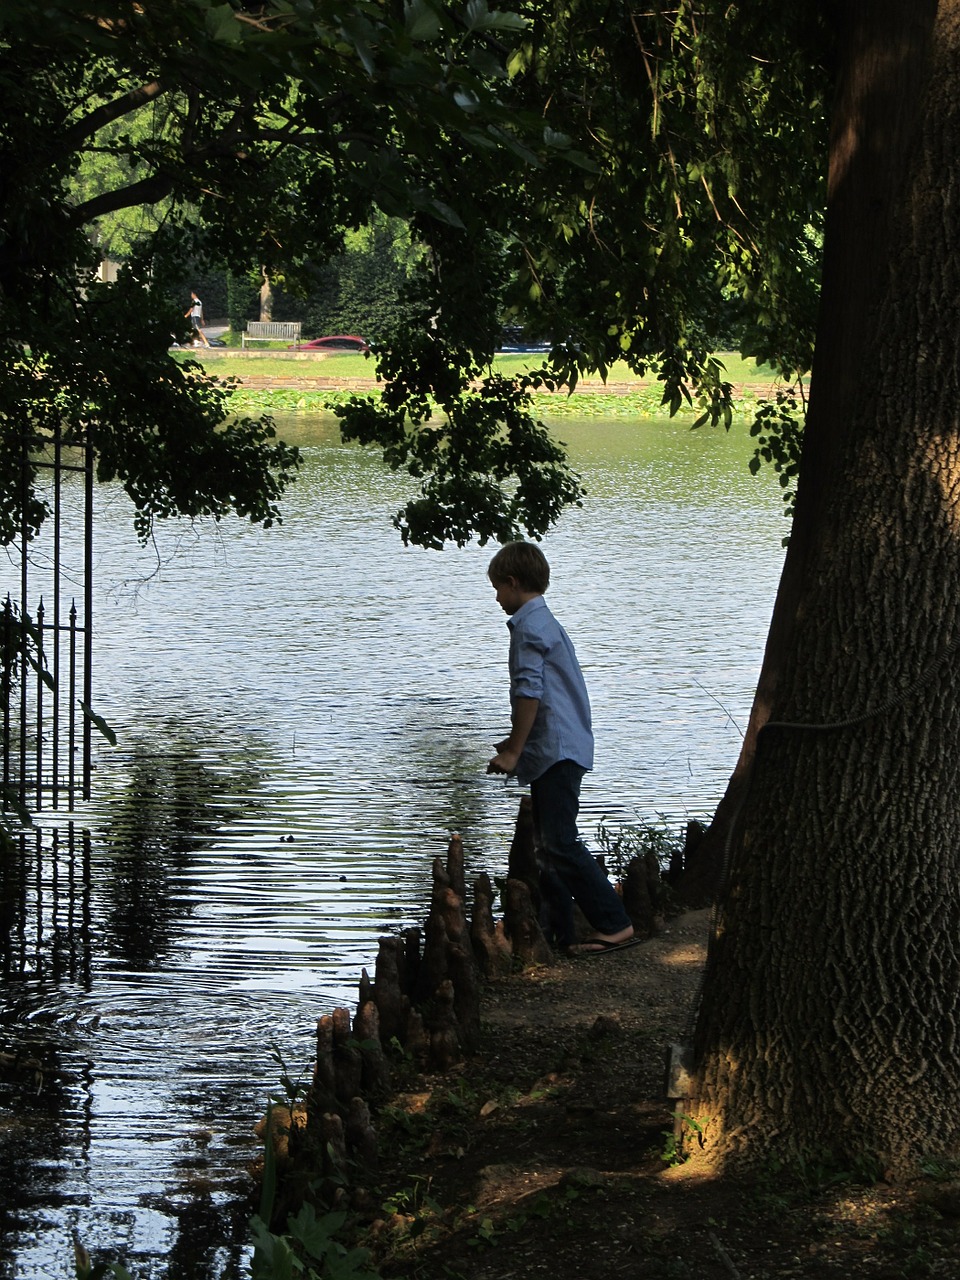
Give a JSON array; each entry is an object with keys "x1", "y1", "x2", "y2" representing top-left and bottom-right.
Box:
[{"x1": 486, "y1": 541, "x2": 637, "y2": 955}]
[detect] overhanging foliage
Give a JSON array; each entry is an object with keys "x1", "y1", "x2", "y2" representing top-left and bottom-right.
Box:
[{"x1": 0, "y1": 0, "x2": 832, "y2": 551}]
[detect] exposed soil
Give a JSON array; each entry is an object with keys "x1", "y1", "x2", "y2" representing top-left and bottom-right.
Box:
[{"x1": 358, "y1": 910, "x2": 960, "y2": 1280}]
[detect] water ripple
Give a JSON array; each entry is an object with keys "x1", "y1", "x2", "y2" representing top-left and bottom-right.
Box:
[{"x1": 0, "y1": 413, "x2": 785, "y2": 1278}]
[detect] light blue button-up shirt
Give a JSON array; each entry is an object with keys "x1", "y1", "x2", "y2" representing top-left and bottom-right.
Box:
[{"x1": 505, "y1": 595, "x2": 594, "y2": 784}]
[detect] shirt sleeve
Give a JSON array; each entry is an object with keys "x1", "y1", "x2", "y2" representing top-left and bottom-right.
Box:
[{"x1": 510, "y1": 622, "x2": 546, "y2": 701}]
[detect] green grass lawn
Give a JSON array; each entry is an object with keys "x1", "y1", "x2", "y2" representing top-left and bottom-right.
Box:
[
  {"x1": 172, "y1": 350, "x2": 376, "y2": 379},
  {"x1": 711, "y1": 352, "x2": 782, "y2": 383},
  {"x1": 175, "y1": 348, "x2": 782, "y2": 386}
]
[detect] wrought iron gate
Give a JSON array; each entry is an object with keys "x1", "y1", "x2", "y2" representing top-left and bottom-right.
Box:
[{"x1": 2, "y1": 423, "x2": 94, "y2": 816}]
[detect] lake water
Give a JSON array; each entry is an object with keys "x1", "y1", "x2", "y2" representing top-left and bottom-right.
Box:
[{"x1": 0, "y1": 411, "x2": 785, "y2": 1278}]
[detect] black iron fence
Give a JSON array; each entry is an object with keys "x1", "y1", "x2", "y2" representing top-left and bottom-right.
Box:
[{"x1": 1, "y1": 425, "x2": 93, "y2": 816}]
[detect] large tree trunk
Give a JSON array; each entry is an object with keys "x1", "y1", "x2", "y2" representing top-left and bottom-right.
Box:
[
  {"x1": 690, "y1": 0, "x2": 960, "y2": 1175},
  {"x1": 679, "y1": 1, "x2": 941, "y2": 906}
]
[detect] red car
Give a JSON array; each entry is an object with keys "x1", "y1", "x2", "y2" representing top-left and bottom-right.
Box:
[{"x1": 289, "y1": 334, "x2": 370, "y2": 352}]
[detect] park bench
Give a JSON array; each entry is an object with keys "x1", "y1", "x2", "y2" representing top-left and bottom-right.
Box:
[{"x1": 241, "y1": 320, "x2": 302, "y2": 349}]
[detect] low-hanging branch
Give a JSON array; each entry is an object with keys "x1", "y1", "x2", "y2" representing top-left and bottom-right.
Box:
[
  {"x1": 59, "y1": 79, "x2": 166, "y2": 152},
  {"x1": 69, "y1": 172, "x2": 177, "y2": 223}
]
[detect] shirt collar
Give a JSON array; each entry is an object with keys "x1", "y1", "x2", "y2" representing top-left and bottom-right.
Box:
[{"x1": 506, "y1": 595, "x2": 546, "y2": 629}]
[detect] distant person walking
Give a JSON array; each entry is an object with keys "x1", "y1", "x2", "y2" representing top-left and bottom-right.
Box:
[{"x1": 185, "y1": 291, "x2": 210, "y2": 347}]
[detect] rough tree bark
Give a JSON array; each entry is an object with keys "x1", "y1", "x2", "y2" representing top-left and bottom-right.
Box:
[{"x1": 690, "y1": 0, "x2": 960, "y2": 1175}]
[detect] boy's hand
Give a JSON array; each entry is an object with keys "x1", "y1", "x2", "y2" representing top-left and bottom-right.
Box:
[
  {"x1": 487, "y1": 746, "x2": 520, "y2": 775},
  {"x1": 487, "y1": 701, "x2": 537, "y2": 776}
]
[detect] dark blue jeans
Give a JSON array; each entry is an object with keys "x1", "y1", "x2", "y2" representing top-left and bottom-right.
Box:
[{"x1": 529, "y1": 759, "x2": 632, "y2": 948}]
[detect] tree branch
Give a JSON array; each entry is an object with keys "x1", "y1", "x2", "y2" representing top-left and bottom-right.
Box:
[
  {"x1": 60, "y1": 80, "x2": 166, "y2": 152},
  {"x1": 70, "y1": 173, "x2": 176, "y2": 224}
]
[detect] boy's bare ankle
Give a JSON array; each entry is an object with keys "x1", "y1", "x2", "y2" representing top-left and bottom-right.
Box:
[{"x1": 583, "y1": 926, "x2": 634, "y2": 945}]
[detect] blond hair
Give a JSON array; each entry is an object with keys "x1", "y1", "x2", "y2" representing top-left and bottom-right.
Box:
[{"x1": 487, "y1": 541, "x2": 550, "y2": 593}]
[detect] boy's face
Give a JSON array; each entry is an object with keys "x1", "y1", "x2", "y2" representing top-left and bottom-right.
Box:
[{"x1": 491, "y1": 575, "x2": 529, "y2": 615}]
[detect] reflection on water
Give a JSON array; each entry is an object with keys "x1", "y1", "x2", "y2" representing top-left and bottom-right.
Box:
[
  {"x1": 0, "y1": 412, "x2": 785, "y2": 1277},
  {"x1": 97, "y1": 740, "x2": 259, "y2": 966},
  {"x1": 2, "y1": 826, "x2": 92, "y2": 988}
]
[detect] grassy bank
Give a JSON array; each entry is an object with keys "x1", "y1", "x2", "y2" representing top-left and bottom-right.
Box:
[
  {"x1": 176, "y1": 349, "x2": 786, "y2": 419},
  {"x1": 175, "y1": 347, "x2": 780, "y2": 383}
]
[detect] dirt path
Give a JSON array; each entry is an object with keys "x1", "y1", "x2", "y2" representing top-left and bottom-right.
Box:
[{"x1": 362, "y1": 910, "x2": 960, "y2": 1279}]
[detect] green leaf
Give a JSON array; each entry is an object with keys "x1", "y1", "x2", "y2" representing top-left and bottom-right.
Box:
[
  {"x1": 287, "y1": 1204, "x2": 342, "y2": 1257},
  {"x1": 483, "y1": 9, "x2": 528, "y2": 32},
  {"x1": 205, "y1": 3, "x2": 242, "y2": 44},
  {"x1": 462, "y1": 0, "x2": 490, "y2": 30},
  {"x1": 543, "y1": 126, "x2": 571, "y2": 149},
  {"x1": 405, "y1": 0, "x2": 442, "y2": 41},
  {"x1": 506, "y1": 47, "x2": 529, "y2": 78},
  {"x1": 79, "y1": 702, "x2": 117, "y2": 747}
]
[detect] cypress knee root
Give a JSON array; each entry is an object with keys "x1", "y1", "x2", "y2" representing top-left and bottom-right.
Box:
[
  {"x1": 502, "y1": 876, "x2": 554, "y2": 966},
  {"x1": 429, "y1": 978, "x2": 463, "y2": 1071},
  {"x1": 345, "y1": 1096, "x2": 378, "y2": 1170},
  {"x1": 373, "y1": 936, "x2": 406, "y2": 1044},
  {"x1": 471, "y1": 871, "x2": 513, "y2": 976},
  {"x1": 310, "y1": 1014, "x2": 337, "y2": 1113},
  {"x1": 353, "y1": 1000, "x2": 391, "y2": 1097},
  {"x1": 446, "y1": 831, "x2": 466, "y2": 901},
  {"x1": 332, "y1": 1005, "x2": 363, "y2": 1104}
]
